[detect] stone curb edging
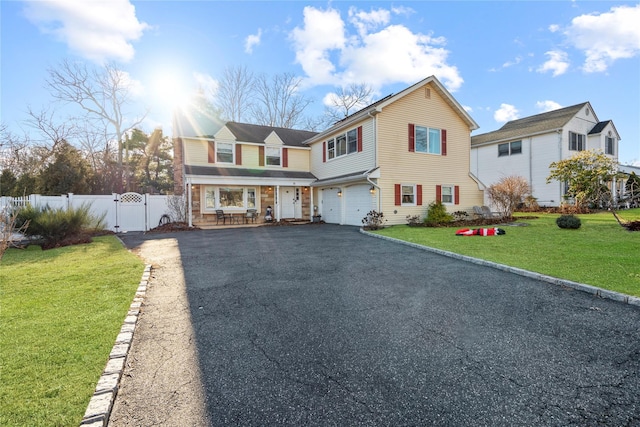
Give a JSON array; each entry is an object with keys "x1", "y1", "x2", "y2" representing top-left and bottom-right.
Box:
[
  {"x1": 80, "y1": 264, "x2": 152, "y2": 427},
  {"x1": 361, "y1": 229, "x2": 640, "y2": 307}
]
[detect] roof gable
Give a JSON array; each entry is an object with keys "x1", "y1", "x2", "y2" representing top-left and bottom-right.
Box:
[
  {"x1": 224, "y1": 122, "x2": 317, "y2": 147},
  {"x1": 471, "y1": 102, "x2": 590, "y2": 146},
  {"x1": 305, "y1": 75, "x2": 478, "y2": 145}
]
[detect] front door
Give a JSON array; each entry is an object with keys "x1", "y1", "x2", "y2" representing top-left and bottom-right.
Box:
[{"x1": 280, "y1": 187, "x2": 301, "y2": 219}]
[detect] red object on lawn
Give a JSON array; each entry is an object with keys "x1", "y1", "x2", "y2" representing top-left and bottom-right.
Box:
[{"x1": 455, "y1": 227, "x2": 506, "y2": 236}]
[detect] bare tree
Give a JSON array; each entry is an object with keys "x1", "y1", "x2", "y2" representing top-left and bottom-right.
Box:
[
  {"x1": 250, "y1": 72, "x2": 312, "y2": 128},
  {"x1": 323, "y1": 83, "x2": 373, "y2": 124},
  {"x1": 45, "y1": 59, "x2": 147, "y2": 192},
  {"x1": 487, "y1": 175, "x2": 532, "y2": 219},
  {"x1": 215, "y1": 66, "x2": 255, "y2": 122}
]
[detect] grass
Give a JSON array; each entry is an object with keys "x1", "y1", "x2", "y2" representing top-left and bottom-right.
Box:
[
  {"x1": 0, "y1": 236, "x2": 144, "y2": 427},
  {"x1": 372, "y1": 209, "x2": 640, "y2": 297}
]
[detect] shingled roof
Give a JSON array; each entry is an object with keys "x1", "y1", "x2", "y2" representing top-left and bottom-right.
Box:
[
  {"x1": 471, "y1": 102, "x2": 589, "y2": 146},
  {"x1": 225, "y1": 122, "x2": 318, "y2": 147}
]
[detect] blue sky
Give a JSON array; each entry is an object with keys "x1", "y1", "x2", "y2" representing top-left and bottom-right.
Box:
[{"x1": 2, "y1": 0, "x2": 639, "y2": 165}]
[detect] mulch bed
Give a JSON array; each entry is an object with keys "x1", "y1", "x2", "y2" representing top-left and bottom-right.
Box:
[
  {"x1": 622, "y1": 220, "x2": 640, "y2": 231},
  {"x1": 147, "y1": 222, "x2": 200, "y2": 233}
]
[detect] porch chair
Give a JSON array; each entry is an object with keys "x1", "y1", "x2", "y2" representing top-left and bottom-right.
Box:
[
  {"x1": 245, "y1": 209, "x2": 258, "y2": 223},
  {"x1": 481, "y1": 205, "x2": 502, "y2": 219},
  {"x1": 215, "y1": 210, "x2": 228, "y2": 225}
]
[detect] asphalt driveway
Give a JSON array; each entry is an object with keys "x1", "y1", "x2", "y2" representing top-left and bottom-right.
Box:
[{"x1": 110, "y1": 225, "x2": 640, "y2": 426}]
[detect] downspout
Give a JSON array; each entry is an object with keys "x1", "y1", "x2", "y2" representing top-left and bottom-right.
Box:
[
  {"x1": 557, "y1": 130, "x2": 563, "y2": 204},
  {"x1": 276, "y1": 184, "x2": 281, "y2": 222},
  {"x1": 529, "y1": 137, "x2": 533, "y2": 194},
  {"x1": 368, "y1": 109, "x2": 380, "y2": 210}
]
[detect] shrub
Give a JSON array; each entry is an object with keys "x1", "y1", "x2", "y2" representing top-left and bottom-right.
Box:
[
  {"x1": 16, "y1": 203, "x2": 106, "y2": 248},
  {"x1": 424, "y1": 201, "x2": 453, "y2": 226},
  {"x1": 453, "y1": 211, "x2": 469, "y2": 221},
  {"x1": 406, "y1": 215, "x2": 422, "y2": 226},
  {"x1": 362, "y1": 210, "x2": 387, "y2": 230},
  {"x1": 487, "y1": 175, "x2": 531, "y2": 219},
  {"x1": 556, "y1": 214, "x2": 581, "y2": 229}
]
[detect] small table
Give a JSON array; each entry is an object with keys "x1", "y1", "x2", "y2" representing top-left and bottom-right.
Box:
[{"x1": 230, "y1": 213, "x2": 242, "y2": 224}]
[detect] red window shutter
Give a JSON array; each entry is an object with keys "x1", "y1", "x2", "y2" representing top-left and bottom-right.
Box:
[
  {"x1": 408, "y1": 124, "x2": 415, "y2": 152},
  {"x1": 436, "y1": 185, "x2": 442, "y2": 202},
  {"x1": 322, "y1": 141, "x2": 326, "y2": 163},
  {"x1": 441, "y1": 129, "x2": 447, "y2": 156},
  {"x1": 454, "y1": 185, "x2": 460, "y2": 205},
  {"x1": 395, "y1": 184, "x2": 401, "y2": 206},
  {"x1": 235, "y1": 144, "x2": 242, "y2": 165},
  {"x1": 417, "y1": 185, "x2": 423, "y2": 206},
  {"x1": 208, "y1": 141, "x2": 215, "y2": 163},
  {"x1": 282, "y1": 148, "x2": 288, "y2": 168},
  {"x1": 357, "y1": 126, "x2": 363, "y2": 152},
  {"x1": 259, "y1": 146, "x2": 265, "y2": 166}
]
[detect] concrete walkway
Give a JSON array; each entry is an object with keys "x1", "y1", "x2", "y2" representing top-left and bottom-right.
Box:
[{"x1": 107, "y1": 225, "x2": 640, "y2": 426}]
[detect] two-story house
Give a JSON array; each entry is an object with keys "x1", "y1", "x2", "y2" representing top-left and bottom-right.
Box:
[
  {"x1": 470, "y1": 102, "x2": 621, "y2": 207},
  {"x1": 175, "y1": 122, "x2": 318, "y2": 224},
  {"x1": 174, "y1": 75, "x2": 485, "y2": 226},
  {"x1": 305, "y1": 75, "x2": 483, "y2": 226}
]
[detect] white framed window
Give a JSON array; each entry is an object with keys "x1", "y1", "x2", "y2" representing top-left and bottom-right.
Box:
[
  {"x1": 441, "y1": 185, "x2": 453, "y2": 204},
  {"x1": 327, "y1": 139, "x2": 335, "y2": 160},
  {"x1": 605, "y1": 136, "x2": 615, "y2": 155},
  {"x1": 217, "y1": 142, "x2": 234, "y2": 163},
  {"x1": 401, "y1": 184, "x2": 416, "y2": 206},
  {"x1": 347, "y1": 129, "x2": 358, "y2": 153},
  {"x1": 265, "y1": 147, "x2": 281, "y2": 166},
  {"x1": 498, "y1": 140, "x2": 522, "y2": 157},
  {"x1": 415, "y1": 125, "x2": 441, "y2": 155},
  {"x1": 203, "y1": 187, "x2": 258, "y2": 210},
  {"x1": 326, "y1": 127, "x2": 360, "y2": 160},
  {"x1": 569, "y1": 132, "x2": 585, "y2": 151},
  {"x1": 247, "y1": 188, "x2": 256, "y2": 208}
]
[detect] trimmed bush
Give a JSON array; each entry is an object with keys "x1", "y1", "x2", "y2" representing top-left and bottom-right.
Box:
[
  {"x1": 556, "y1": 214, "x2": 581, "y2": 229},
  {"x1": 424, "y1": 201, "x2": 453, "y2": 226},
  {"x1": 362, "y1": 210, "x2": 387, "y2": 230}
]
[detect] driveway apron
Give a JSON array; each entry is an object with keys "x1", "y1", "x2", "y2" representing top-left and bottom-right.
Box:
[{"x1": 109, "y1": 225, "x2": 640, "y2": 427}]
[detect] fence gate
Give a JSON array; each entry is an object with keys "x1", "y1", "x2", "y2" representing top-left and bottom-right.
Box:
[{"x1": 116, "y1": 192, "x2": 146, "y2": 232}]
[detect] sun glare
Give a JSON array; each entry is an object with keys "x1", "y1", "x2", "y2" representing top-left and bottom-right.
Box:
[{"x1": 150, "y1": 71, "x2": 192, "y2": 111}]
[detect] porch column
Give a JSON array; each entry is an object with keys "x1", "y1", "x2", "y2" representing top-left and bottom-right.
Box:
[
  {"x1": 276, "y1": 185, "x2": 281, "y2": 222},
  {"x1": 309, "y1": 187, "x2": 314, "y2": 221},
  {"x1": 187, "y1": 179, "x2": 193, "y2": 228}
]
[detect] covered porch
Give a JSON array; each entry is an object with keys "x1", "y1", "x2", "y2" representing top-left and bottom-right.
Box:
[{"x1": 184, "y1": 166, "x2": 317, "y2": 228}]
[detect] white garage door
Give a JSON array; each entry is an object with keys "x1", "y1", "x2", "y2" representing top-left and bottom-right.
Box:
[
  {"x1": 344, "y1": 185, "x2": 374, "y2": 226},
  {"x1": 321, "y1": 188, "x2": 342, "y2": 224}
]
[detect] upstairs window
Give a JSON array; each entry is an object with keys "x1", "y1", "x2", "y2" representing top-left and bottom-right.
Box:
[
  {"x1": 605, "y1": 136, "x2": 615, "y2": 155},
  {"x1": 217, "y1": 142, "x2": 233, "y2": 163},
  {"x1": 569, "y1": 132, "x2": 585, "y2": 151},
  {"x1": 266, "y1": 147, "x2": 281, "y2": 166},
  {"x1": 415, "y1": 126, "x2": 441, "y2": 155},
  {"x1": 498, "y1": 140, "x2": 522, "y2": 157},
  {"x1": 325, "y1": 126, "x2": 362, "y2": 161}
]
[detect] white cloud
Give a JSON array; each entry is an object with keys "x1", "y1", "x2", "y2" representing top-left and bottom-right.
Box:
[
  {"x1": 537, "y1": 50, "x2": 570, "y2": 76},
  {"x1": 463, "y1": 105, "x2": 473, "y2": 113},
  {"x1": 564, "y1": 4, "x2": 640, "y2": 73},
  {"x1": 290, "y1": 6, "x2": 346, "y2": 85},
  {"x1": 548, "y1": 24, "x2": 560, "y2": 33},
  {"x1": 536, "y1": 100, "x2": 563, "y2": 112},
  {"x1": 502, "y1": 56, "x2": 522, "y2": 68},
  {"x1": 494, "y1": 104, "x2": 519, "y2": 123},
  {"x1": 290, "y1": 6, "x2": 463, "y2": 92},
  {"x1": 23, "y1": 0, "x2": 149, "y2": 64},
  {"x1": 348, "y1": 7, "x2": 390, "y2": 37},
  {"x1": 245, "y1": 29, "x2": 262, "y2": 54}
]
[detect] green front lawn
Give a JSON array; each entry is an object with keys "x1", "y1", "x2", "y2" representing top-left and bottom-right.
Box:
[
  {"x1": 373, "y1": 210, "x2": 640, "y2": 297},
  {"x1": 0, "y1": 236, "x2": 144, "y2": 426}
]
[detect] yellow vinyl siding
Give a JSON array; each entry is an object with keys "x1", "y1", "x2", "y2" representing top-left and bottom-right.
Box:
[
  {"x1": 183, "y1": 138, "x2": 210, "y2": 165},
  {"x1": 287, "y1": 147, "x2": 310, "y2": 171},
  {"x1": 376, "y1": 82, "x2": 483, "y2": 224}
]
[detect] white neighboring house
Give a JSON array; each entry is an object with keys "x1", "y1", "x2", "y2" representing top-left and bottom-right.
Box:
[{"x1": 470, "y1": 102, "x2": 620, "y2": 207}]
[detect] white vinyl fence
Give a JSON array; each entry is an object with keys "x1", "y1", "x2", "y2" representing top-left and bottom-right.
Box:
[{"x1": 0, "y1": 192, "x2": 172, "y2": 232}]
